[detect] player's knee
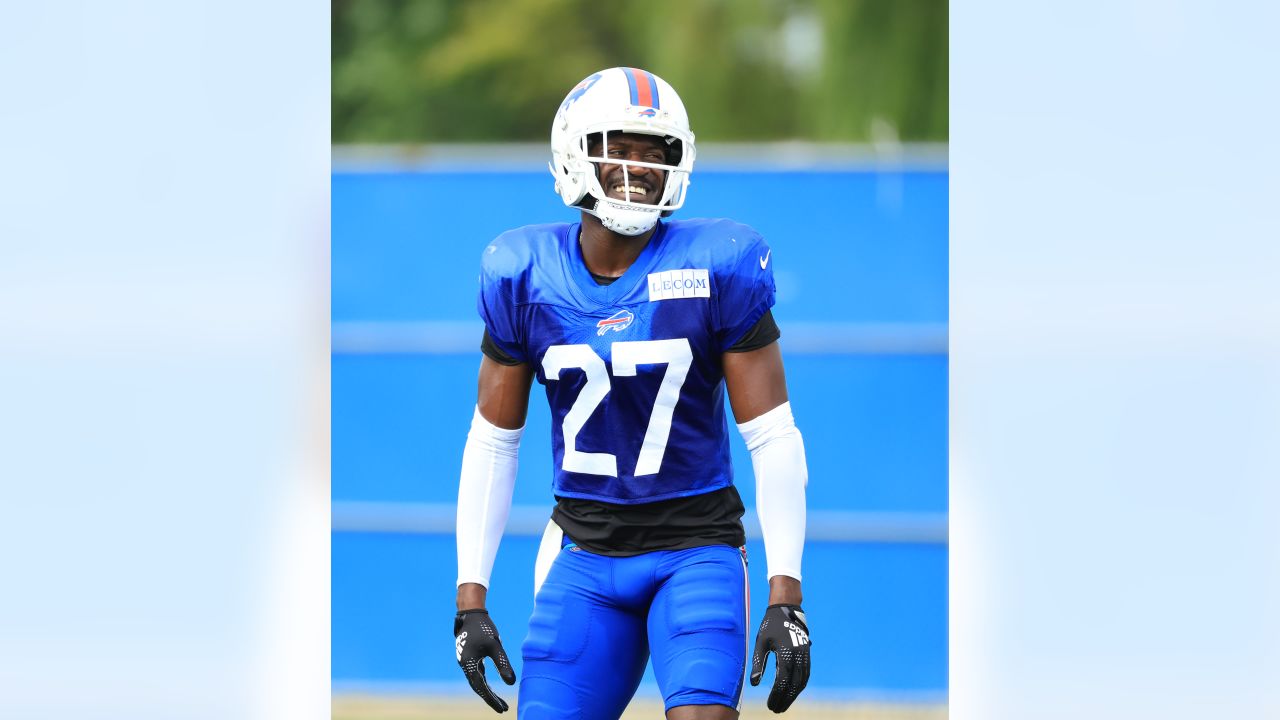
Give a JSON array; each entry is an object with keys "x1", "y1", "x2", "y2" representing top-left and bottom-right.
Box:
[
  {"x1": 666, "y1": 647, "x2": 744, "y2": 706},
  {"x1": 517, "y1": 675, "x2": 584, "y2": 720}
]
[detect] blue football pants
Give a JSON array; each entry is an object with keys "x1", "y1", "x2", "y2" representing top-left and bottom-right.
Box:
[{"x1": 518, "y1": 539, "x2": 749, "y2": 719}]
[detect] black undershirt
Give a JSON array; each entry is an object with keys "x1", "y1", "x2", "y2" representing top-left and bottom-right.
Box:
[
  {"x1": 553, "y1": 485, "x2": 746, "y2": 556},
  {"x1": 479, "y1": 272, "x2": 779, "y2": 554}
]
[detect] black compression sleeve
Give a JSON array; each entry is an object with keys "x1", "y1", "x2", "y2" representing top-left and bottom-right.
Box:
[
  {"x1": 480, "y1": 329, "x2": 523, "y2": 366},
  {"x1": 726, "y1": 309, "x2": 781, "y2": 353}
]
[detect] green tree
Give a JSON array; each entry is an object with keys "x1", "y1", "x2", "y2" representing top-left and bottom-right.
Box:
[{"x1": 332, "y1": 0, "x2": 948, "y2": 143}]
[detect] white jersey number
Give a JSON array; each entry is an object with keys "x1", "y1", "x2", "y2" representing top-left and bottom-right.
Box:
[{"x1": 542, "y1": 338, "x2": 693, "y2": 477}]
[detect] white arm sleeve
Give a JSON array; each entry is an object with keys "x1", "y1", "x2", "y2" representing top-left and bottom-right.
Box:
[
  {"x1": 456, "y1": 406, "x2": 523, "y2": 589},
  {"x1": 737, "y1": 401, "x2": 807, "y2": 581}
]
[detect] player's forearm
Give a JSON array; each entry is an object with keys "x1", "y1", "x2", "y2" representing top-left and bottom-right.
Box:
[
  {"x1": 457, "y1": 582, "x2": 488, "y2": 610},
  {"x1": 455, "y1": 406, "x2": 523, "y2": 588},
  {"x1": 738, "y1": 401, "x2": 808, "y2": 582}
]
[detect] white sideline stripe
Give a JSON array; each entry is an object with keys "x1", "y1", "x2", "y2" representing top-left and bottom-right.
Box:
[
  {"x1": 332, "y1": 502, "x2": 948, "y2": 544},
  {"x1": 331, "y1": 142, "x2": 949, "y2": 173},
  {"x1": 332, "y1": 321, "x2": 477, "y2": 354},
  {"x1": 332, "y1": 321, "x2": 947, "y2": 356},
  {"x1": 782, "y1": 322, "x2": 948, "y2": 355}
]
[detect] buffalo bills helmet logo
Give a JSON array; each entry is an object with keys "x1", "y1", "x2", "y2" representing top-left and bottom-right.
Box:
[
  {"x1": 637, "y1": 107, "x2": 657, "y2": 117},
  {"x1": 596, "y1": 308, "x2": 635, "y2": 336},
  {"x1": 560, "y1": 73, "x2": 603, "y2": 113}
]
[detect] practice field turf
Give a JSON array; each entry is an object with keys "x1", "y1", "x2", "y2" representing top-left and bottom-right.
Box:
[{"x1": 333, "y1": 694, "x2": 947, "y2": 720}]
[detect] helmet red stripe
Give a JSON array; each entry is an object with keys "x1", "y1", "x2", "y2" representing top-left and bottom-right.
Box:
[{"x1": 627, "y1": 67, "x2": 654, "y2": 108}]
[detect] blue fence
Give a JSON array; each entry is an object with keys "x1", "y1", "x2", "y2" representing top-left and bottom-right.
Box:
[{"x1": 332, "y1": 158, "x2": 948, "y2": 698}]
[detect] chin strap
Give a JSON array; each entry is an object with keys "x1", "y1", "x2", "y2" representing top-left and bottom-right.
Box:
[{"x1": 585, "y1": 196, "x2": 661, "y2": 236}]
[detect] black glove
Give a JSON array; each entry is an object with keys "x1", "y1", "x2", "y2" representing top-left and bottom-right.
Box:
[
  {"x1": 749, "y1": 603, "x2": 811, "y2": 713},
  {"x1": 454, "y1": 609, "x2": 517, "y2": 713}
]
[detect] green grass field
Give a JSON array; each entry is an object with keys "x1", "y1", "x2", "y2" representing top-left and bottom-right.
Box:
[{"x1": 333, "y1": 694, "x2": 947, "y2": 720}]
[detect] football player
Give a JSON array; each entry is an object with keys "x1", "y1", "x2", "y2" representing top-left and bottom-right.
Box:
[{"x1": 454, "y1": 67, "x2": 811, "y2": 719}]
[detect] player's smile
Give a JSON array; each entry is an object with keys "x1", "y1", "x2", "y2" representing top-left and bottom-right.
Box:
[{"x1": 606, "y1": 178, "x2": 656, "y2": 202}]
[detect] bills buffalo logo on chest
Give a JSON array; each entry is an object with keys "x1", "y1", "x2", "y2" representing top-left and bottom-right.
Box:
[{"x1": 596, "y1": 308, "x2": 635, "y2": 335}]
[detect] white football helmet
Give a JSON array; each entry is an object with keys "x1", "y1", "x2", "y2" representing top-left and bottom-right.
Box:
[{"x1": 550, "y1": 67, "x2": 696, "y2": 236}]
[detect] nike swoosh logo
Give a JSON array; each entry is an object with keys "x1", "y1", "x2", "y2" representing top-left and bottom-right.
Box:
[{"x1": 759, "y1": 250, "x2": 771, "y2": 270}]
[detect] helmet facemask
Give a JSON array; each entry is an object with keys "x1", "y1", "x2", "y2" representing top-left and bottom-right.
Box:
[{"x1": 570, "y1": 128, "x2": 693, "y2": 236}]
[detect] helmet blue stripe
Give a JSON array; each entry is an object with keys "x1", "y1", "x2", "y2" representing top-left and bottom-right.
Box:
[
  {"x1": 644, "y1": 70, "x2": 661, "y2": 109},
  {"x1": 623, "y1": 67, "x2": 640, "y2": 106}
]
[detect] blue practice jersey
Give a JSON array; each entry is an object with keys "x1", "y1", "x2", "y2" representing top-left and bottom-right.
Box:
[{"x1": 478, "y1": 218, "x2": 776, "y2": 504}]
